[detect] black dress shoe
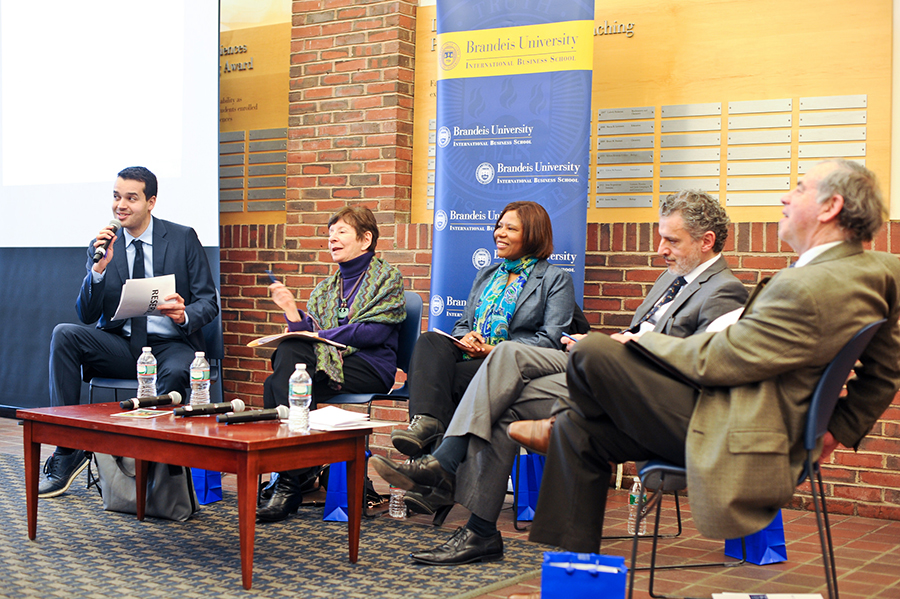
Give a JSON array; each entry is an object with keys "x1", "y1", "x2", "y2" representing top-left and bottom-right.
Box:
[
  {"x1": 391, "y1": 415, "x2": 446, "y2": 458},
  {"x1": 38, "y1": 449, "x2": 90, "y2": 498},
  {"x1": 371, "y1": 454, "x2": 455, "y2": 497},
  {"x1": 257, "y1": 471, "x2": 304, "y2": 522},
  {"x1": 410, "y1": 526, "x2": 503, "y2": 565}
]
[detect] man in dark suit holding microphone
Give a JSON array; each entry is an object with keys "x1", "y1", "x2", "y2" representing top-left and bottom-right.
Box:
[{"x1": 39, "y1": 166, "x2": 218, "y2": 498}]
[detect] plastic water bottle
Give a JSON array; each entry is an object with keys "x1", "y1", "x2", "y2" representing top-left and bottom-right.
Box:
[
  {"x1": 288, "y1": 363, "x2": 312, "y2": 434},
  {"x1": 189, "y1": 351, "x2": 211, "y2": 406},
  {"x1": 389, "y1": 485, "x2": 407, "y2": 519},
  {"x1": 136, "y1": 346, "x2": 157, "y2": 398},
  {"x1": 627, "y1": 476, "x2": 647, "y2": 535}
]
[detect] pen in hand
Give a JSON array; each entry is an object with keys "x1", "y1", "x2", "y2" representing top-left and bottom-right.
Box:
[
  {"x1": 561, "y1": 332, "x2": 579, "y2": 343},
  {"x1": 265, "y1": 269, "x2": 279, "y2": 284}
]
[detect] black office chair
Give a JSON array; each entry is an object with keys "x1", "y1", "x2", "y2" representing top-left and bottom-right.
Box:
[
  {"x1": 627, "y1": 318, "x2": 887, "y2": 599},
  {"x1": 326, "y1": 290, "x2": 423, "y2": 417},
  {"x1": 88, "y1": 306, "x2": 225, "y2": 405}
]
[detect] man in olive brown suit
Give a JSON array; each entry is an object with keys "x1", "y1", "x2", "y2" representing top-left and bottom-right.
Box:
[{"x1": 521, "y1": 159, "x2": 900, "y2": 551}]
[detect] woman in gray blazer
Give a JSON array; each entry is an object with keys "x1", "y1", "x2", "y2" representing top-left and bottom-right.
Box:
[{"x1": 390, "y1": 201, "x2": 575, "y2": 460}]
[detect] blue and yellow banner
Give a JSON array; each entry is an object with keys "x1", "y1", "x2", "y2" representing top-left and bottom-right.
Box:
[
  {"x1": 429, "y1": 0, "x2": 594, "y2": 330},
  {"x1": 438, "y1": 21, "x2": 594, "y2": 79}
]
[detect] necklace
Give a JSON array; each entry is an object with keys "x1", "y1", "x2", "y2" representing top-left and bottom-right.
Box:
[{"x1": 338, "y1": 267, "x2": 367, "y2": 319}]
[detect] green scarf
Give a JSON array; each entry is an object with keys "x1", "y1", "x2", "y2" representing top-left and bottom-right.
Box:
[{"x1": 306, "y1": 255, "x2": 405, "y2": 388}]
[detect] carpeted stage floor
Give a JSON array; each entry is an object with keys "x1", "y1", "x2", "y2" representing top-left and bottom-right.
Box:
[{"x1": 0, "y1": 454, "x2": 544, "y2": 598}]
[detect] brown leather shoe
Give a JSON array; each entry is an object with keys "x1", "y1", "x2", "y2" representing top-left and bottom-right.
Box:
[
  {"x1": 507, "y1": 417, "x2": 555, "y2": 455},
  {"x1": 508, "y1": 592, "x2": 540, "y2": 599}
]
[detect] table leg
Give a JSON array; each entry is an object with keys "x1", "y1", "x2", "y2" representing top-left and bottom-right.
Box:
[
  {"x1": 23, "y1": 421, "x2": 39, "y2": 540},
  {"x1": 135, "y1": 459, "x2": 149, "y2": 520},
  {"x1": 237, "y1": 455, "x2": 257, "y2": 590},
  {"x1": 346, "y1": 436, "x2": 363, "y2": 563}
]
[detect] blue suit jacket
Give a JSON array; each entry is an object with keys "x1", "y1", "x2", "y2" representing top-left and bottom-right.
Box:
[
  {"x1": 450, "y1": 259, "x2": 575, "y2": 350},
  {"x1": 75, "y1": 217, "x2": 218, "y2": 351}
]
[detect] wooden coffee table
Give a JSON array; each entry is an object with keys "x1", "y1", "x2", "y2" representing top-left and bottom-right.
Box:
[{"x1": 18, "y1": 402, "x2": 371, "y2": 589}]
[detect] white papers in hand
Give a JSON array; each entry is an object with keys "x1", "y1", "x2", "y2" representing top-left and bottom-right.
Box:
[{"x1": 111, "y1": 274, "x2": 176, "y2": 320}]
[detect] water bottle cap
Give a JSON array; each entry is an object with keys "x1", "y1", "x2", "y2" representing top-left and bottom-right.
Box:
[
  {"x1": 633, "y1": 476, "x2": 640, "y2": 482},
  {"x1": 142, "y1": 347, "x2": 151, "y2": 352},
  {"x1": 295, "y1": 363, "x2": 307, "y2": 370},
  {"x1": 195, "y1": 351, "x2": 205, "y2": 357}
]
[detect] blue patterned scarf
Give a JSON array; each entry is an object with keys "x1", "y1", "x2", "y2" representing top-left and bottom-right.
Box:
[{"x1": 471, "y1": 256, "x2": 538, "y2": 348}]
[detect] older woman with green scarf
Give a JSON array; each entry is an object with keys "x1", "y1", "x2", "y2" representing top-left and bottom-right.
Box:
[
  {"x1": 257, "y1": 205, "x2": 406, "y2": 522},
  {"x1": 390, "y1": 201, "x2": 575, "y2": 459}
]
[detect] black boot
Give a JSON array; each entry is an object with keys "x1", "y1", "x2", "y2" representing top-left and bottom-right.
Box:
[{"x1": 257, "y1": 471, "x2": 304, "y2": 522}]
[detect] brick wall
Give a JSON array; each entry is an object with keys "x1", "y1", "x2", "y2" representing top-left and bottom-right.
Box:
[{"x1": 214, "y1": 0, "x2": 900, "y2": 521}]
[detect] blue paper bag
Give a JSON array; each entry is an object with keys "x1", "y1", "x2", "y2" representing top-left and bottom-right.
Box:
[
  {"x1": 323, "y1": 461, "x2": 349, "y2": 522},
  {"x1": 542, "y1": 552, "x2": 627, "y2": 599},
  {"x1": 511, "y1": 453, "x2": 545, "y2": 521},
  {"x1": 724, "y1": 510, "x2": 787, "y2": 565},
  {"x1": 190, "y1": 468, "x2": 222, "y2": 505}
]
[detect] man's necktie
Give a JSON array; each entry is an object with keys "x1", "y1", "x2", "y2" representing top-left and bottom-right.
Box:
[
  {"x1": 129, "y1": 240, "x2": 148, "y2": 353},
  {"x1": 634, "y1": 275, "x2": 687, "y2": 329}
]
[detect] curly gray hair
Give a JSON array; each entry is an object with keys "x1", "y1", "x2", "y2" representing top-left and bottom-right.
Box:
[{"x1": 659, "y1": 190, "x2": 730, "y2": 253}]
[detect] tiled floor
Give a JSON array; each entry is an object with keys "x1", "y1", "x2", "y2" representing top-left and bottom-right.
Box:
[{"x1": 4, "y1": 415, "x2": 898, "y2": 599}]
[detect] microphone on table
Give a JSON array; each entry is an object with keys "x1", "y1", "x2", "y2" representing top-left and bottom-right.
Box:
[
  {"x1": 120, "y1": 391, "x2": 183, "y2": 410},
  {"x1": 174, "y1": 399, "x2": 246, "y2": 417},
  {"x1": 92, "y1": 219, "x2": 123, "y2": 263},
  {"x1": 217, "y1": 405, "x2": 289, "y2": 424}
]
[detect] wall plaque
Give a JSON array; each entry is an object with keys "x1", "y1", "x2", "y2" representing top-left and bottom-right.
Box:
[
  {"x1": 659, "y1": 178, "x2": 719, "y2": 192},
  {"x1": 728, "y1": 99, "x2": 792, "y2": 114},
  {"x1": 661, "y1": 103, "x2": 722, "y2": 117},
  {"x1": 660, "y1": 148, "x2": 721, "y2": 162},
  {"x1": 660, "y1": 133, "x2": 720, "y2": 147},
  {"x1": 596, "y1": 151, "x2": 654, "y2": 164},
  {"x1": 596, "y1": 165, "x2": 653, "y2": 178},
  {"x1": 598, "y1": 107, "x2": 655, "y2": 120},
  {"x1": 595, "y1": 195, "x2": 653, "y2": 208}
]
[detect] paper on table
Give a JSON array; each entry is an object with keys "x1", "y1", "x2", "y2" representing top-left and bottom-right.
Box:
[
  {"x1": 308, "y1": 406, "x2": 395, "y2": 431},
  {"x1": 111, "y1": 274, "x2": 177, "y2": 320},
  {"x1": 309, "y1": 406, "x2": 368, "y2": 428}
]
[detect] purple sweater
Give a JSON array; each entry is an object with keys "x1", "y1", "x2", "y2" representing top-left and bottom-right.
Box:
[{"x1": 285, "y1": 253, "x2": 400, "y2": 390}]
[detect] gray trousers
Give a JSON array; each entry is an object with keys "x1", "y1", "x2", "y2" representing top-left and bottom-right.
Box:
[
  {"x1": 446, "y1": 342, "x2": 569, "y2": 522},
  {"x1": 529, "y1": 334, "x2": 697, "y2": 552}
]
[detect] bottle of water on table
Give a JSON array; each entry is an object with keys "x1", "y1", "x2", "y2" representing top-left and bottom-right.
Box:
[
  {"x1": 189, "y1": 351, "x2": 210, "y2": 406},
  {"x1": 137, "y1": 346, "x2": 157, "y2": 398},
  {"x1": 288, "y1": 363, "x2": 312, "y2": 434}
]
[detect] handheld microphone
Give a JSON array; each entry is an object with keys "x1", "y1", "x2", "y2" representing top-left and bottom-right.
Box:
[
  {"x1": 92, "y1": 219, "x2": 123, "y2": 263},
  {"x1": 120, "y1": 391, "x2": 183, "y2": 410},
  {"x1": 174, "y1": 399, "x2": 246, "y2": 417},
  {"x1": 217, "y1": 405, "x2": 289, "y2": 424}
]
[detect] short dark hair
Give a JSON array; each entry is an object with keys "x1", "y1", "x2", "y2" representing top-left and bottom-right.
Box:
[
  {"x1": 328, "y1": 205, "x2": 380, "y2": 252},
  {"x1": 117, "y1": 166, "x2": 157, "y2": 200},
  {"x1": 815, "y1": 159, "x2": 887, "y2": 243},
  {"x1": 659, "y1": 190, "x2": 730, "y2": 254},
  {"x1": 496, "y1": 201, "x2": 554, "y2": 260}
]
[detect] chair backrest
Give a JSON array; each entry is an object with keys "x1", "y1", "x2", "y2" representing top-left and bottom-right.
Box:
[
  {"x1": 396, "y1": 291, "x2": 424, "y2": 374},
  {"x1": 804, "y1": 319, "x2": 886, "y2": 451},
  {"x1": 201, "y1": 303, "x2": 224, "y2": 361}
]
